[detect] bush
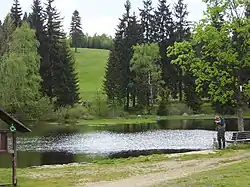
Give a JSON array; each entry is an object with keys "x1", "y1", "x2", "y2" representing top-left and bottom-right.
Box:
[
  {"x1": 157, "y1": 101, "x2": 169, "y2": 116},
  {"x1": 54, "y1": 104, "x2": 90, "y2": 123},
  {"x1": 169, "y1": 103, "x2": 193, "y2": 115},
  {"x1": 14, "y1": 96, "x2": 55, "y2": 121},
  {"x1": 157, "y1": 88, "x2": 170, "y2": 116}
]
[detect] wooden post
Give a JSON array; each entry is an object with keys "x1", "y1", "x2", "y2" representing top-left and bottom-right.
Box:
[{"x1": 12, "y1": 132, "x2": 17, "y2": 186}]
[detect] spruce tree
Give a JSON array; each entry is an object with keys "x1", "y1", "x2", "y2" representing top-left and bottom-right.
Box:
[
  {"x1": 70, "y1": 10, "x2": 83, "y2": 53},
  {"x1": 139, "y1": 0, "x2": 155, "y2": 43},
  {"x1": 104, "y1": 21, "x2": 125, "y2": 105},
  {"x1": 55, "y1": 38, "x2": 80, "y2": 106},
  {"x1": 173, "y1": 0, "x2": 190, "y2": 101},
  {"x1": 29, "y1": 0, "x2": 47, "y2": 97},
  {"x1": 104, "y1": 0, "x2": 142, "y2": 109},
  {"x1": 10, "y1": 0, "x2": 22, "y2": 27},
  {"x1": 42, "y1": 0, "x2": 79, "y2": 107},
  {"x1": 42, "y1": 0, "x2": 64, "y2": 99},
  {"x1": 154, "y1": 0, "x2": 175, "y2": 92}
]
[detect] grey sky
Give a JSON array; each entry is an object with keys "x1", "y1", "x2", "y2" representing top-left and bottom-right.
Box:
[{"x1": 0, "y1": 0, "x2": 207, "y2": 36}]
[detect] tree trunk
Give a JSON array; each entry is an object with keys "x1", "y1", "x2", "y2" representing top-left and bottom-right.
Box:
[
  {"x1": 132, "y1": 93, "x2": 136, "y2": 107},
  {"x1": 125, "y1": 92, "x2": 129, "y2": 111},
  {"x1": 179, "y1": 68, "x2": 183, "y2": 101},
  {"x1": 237, "y1": 107, "x2": 244, "y2": 131}
]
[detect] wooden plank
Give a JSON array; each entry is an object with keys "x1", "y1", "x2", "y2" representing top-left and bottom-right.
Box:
[{"x1": 0, "y1": 107, "x2": 31, "y2": 133}]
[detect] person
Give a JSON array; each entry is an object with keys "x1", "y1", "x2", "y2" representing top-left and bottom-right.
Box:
[{"x1": 215, "y1": 115, "x2": 226, "y2": 149}]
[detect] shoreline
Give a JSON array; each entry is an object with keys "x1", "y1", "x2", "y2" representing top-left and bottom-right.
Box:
[{"x1": 76, "y1": 114, "x2": 250, "y2": 125}]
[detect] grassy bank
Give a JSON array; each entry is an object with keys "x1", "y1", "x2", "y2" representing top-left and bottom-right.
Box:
[
  {"x1": 0, "y1": 146, "x2": 249, "y2": 187},
  {"x1": 78, "y1": 114, "x2": 250, "y2": 125}
]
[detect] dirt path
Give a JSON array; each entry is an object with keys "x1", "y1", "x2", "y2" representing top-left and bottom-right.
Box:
[{"x1": 84, "y1": 151, "x2": 250, "y2": 187}]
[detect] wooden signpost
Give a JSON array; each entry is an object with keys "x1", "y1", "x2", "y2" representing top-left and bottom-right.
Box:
[{"x1": 0, "y1": 108, "x2": 31, "y2": 186}]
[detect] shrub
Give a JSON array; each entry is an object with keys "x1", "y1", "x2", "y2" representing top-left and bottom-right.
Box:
[{"x1": 169, "y1": 103, "x2": 193, "y2": 115}]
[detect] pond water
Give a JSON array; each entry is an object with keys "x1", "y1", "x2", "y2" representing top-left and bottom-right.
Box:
[{"x1": 1, "y1": 118, "x2": 250, "y2": 168}]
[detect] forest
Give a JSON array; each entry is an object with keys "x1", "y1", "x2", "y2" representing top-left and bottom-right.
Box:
[
  {"x1": 0, "y1": 0, "x2": 249, "y2": 125},
  {"x1": 103, "y1": 0, "x2": 250, "y2": 127}
]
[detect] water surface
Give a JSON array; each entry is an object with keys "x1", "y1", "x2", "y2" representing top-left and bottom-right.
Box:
[{"x1": 0, "y1": 118, "x2": 249, "y2": 168}]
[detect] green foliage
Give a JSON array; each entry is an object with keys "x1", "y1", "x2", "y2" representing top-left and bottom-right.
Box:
[
  {"x1": 0, "y1": 14, "x2": 15, "y2": 55},
  {"x1": 168, "y1": 102, "x2": 193, "y2": 115},
  {"x1": 0, "y1": 23, "x2": 41, "y2": 111},
  {"x1": 131, "y1": 43, "x2": 162, "y2": 107},
  {"x1": 79, "y1": 33, "x2": 113, "y2": 50},
  {"x1": 157, "y1": 88, "x2": 170, "y2": 116},
  {"x1": 89, "y1": 90, "x2": 108, "y2": 117}
]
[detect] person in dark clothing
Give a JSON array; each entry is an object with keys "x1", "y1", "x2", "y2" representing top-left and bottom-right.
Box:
[{"x1": 215, "y1": 115, "x2": 226, "y2": 149}]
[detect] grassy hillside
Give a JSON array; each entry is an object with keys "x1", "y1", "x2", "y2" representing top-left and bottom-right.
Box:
[{"x1": 74, "y1": 48, "x2": 109, "y2": 101}]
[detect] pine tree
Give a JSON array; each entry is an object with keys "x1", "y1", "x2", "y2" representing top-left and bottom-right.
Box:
[
  {"x1": 54, "y1": 38, "x2": 80, "y2": 106},
  {"x1": 139, "y1": 0, "x2": 155, "y2": 43},
  {"x1": 29, "y1": 0, "x2": 47, "y2": 97},
  {"x1": 154, "y1": 0, "x2": 175, "y2": 92},
  {"x1": 104, "y1": 21, "x2": 125, "y2": 105},
  {"x1": 104, "y1": 0, "x2": 143, "y2": 109},
  {"x1": 10, "y1": 0, "x2": 22, "y2": 27},
  {"x1": 42, "y1": 0, "x2": 64, "y2": 99},
  {"x1": 42, "y1": 0, "x2": 79, "y2": 106},
  {"x1": 173, "y1": 0, "x2": 190, "y2": 101},
  {"x1": 70, "y1": 10, "x2": 83, "y2": 53}
]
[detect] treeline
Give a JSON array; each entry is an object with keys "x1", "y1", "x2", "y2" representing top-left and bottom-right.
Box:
[
  {"x1": 0, "y1": 0, "x2": 79, "y2": 120},
  {"x1": 104, "y1": 0, "x2": 250, "y2": 117},
  {"x1": 69, "y1": 10, "x2": 113, "y2": 51},
  {"x1": 69, "y1": 33, "x2": 113, "y2": 50}
]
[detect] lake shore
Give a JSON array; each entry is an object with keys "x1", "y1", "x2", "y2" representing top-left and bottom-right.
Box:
[
  {"x1": 1, "y1": 145, "x2": 249, "y2": 187},
  {"x1": 77, "y1": 114, "x2": 249, "y2": 125}
]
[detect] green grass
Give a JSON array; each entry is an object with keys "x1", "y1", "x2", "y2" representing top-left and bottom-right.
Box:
[
  {"x1": 158, "y1": 157, "x2": 250, "y2": 187},
  {"x1": 74, "y1": 48, "x2": 109, "y2": 101},
  {"x1": 78, "y1": 114, "x2": 250, "y2": 125},
  {"x1": 0, "y1": 147, "x2": 249, "y2": 187}
]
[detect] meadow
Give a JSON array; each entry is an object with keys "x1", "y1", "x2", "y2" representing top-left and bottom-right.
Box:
[{"x1": 74, "y1": 48, "x2": 109, "y2": 101}]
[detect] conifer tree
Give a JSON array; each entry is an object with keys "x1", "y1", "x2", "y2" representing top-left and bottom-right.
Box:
[
  {"x1": 139, "y1": 0, "x2": 155, "y2": 43},
  {"x1": 10, "y1": 0, "x2": 22, "y2": 27},
  {"x1": 154, "y1": 0, "x2": 175, "y2": 91},
  {"x1": 173, "y1": 0, "x2": 190, "y2": 101},
  {"x1": 104, "y1": 0, "x2": 142, "y2": 109},
  {"x1": 104, "y1": 21, "x2": 125, "y2": 105},
  {"x1": 70, "y1": 10, "x2": 83, "y2": 53},
  {"x1": 42, "y1": 0, "x2": 79, "y2": 106}
]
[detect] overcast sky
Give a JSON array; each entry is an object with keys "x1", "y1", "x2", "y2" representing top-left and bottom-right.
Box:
[{"x1": 0, "y1": 0, "x2": 207, "y2": 36}]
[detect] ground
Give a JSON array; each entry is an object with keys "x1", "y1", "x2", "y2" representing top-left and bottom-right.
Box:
[{"x1": 1, "y1": 147, "x2": 250, "y2": 187}]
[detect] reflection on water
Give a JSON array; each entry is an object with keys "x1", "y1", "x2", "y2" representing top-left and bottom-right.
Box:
[{"x1": 0, "y1": 118, "x2": 249, "y2": 168}]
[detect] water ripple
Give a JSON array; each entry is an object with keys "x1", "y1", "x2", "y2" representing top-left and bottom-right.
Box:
[{"x1": 14, "y1": 130, "x2": 234, "y2": 155}]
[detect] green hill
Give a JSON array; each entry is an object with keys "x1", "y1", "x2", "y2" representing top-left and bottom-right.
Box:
[{"x1": 74, "y1": 48, "x2": 109, "y2": 101}]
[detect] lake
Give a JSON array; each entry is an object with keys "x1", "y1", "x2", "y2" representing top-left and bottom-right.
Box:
[{"x1": 1, "y1": 118, "x2": 250, "y2": 168}]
